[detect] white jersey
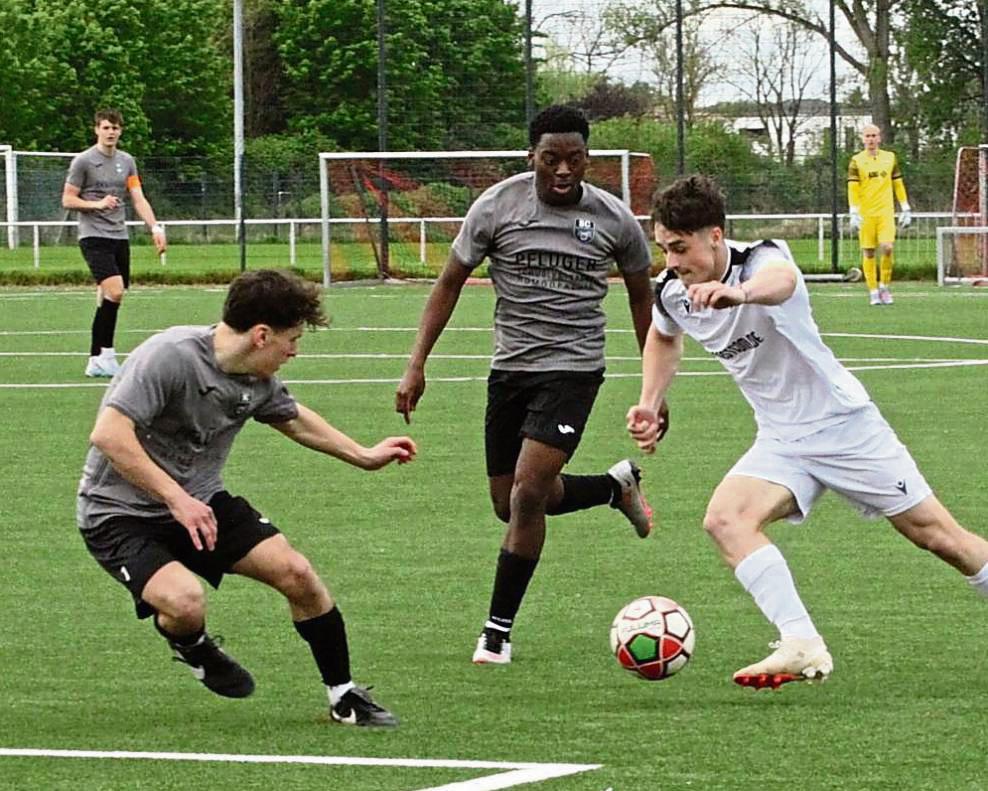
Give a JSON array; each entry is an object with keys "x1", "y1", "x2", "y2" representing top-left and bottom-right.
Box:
[{"x1": 652, "y1": 239, "x2": 871, "y2": 440}]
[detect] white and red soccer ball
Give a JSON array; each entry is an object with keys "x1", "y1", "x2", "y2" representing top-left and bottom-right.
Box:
[{"x1": 610, "y1": 595, "x2": 695, "y2": 681}]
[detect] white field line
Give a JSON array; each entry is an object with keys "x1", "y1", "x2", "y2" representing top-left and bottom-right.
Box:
[
  {"x1": 4, "y1": 361, "x2": 988, "y2": 390},
  {"x1": 0, "y1": 748, "x2": 601, "y2": 791},
  {"x1": 2, "y1": 325, "x2": 988, "y2": 344},
  {"x1": 0, "y1": 351, "x2": 972, "y2": 363}
]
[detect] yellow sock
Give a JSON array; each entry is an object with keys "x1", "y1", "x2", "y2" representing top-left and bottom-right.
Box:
[
  {"x1": 863, "y1": 256, "x2": 878, "y2": 291},
  {"x1": 880, "y1": 254, "x2": 893, "y2": 286}
]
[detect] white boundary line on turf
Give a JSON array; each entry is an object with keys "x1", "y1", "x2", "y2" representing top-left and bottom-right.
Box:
[
  {"x1": 4, "y1": 361, "x2": 988, "y2": 390},
  {"x1": 0, "y1": 351, "x2": 971, "y2": 363},
  {"x1": 0, "y1": 747, "x2": 601, "y2": 791}
]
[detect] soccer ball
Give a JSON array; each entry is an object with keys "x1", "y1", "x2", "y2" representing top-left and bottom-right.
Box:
[{"x1": 610, "y1": 595, "x2": 695, "y2": 681}]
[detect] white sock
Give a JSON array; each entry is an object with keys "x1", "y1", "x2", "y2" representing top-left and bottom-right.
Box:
[
  {"x1": 99, "y1": 346, "x2": 117, "y2": 359},
  {"x1": 966, "y1": 562, "x2": 988, "y2": 597},
  {"x1": 327, "y1": 681, "x2": 355, "y2": 706},
  {"x1": 734, "y1": 544, "x2": 819, "y2": 640}
]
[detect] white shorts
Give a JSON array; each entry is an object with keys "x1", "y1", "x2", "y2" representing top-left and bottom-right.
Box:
[{"x1": 728, "y1": 404, "x2": 932, "y2": 523}]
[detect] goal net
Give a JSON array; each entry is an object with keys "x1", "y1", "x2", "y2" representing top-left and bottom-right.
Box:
[
  {"x1": 944, "y1": 145, "x2": 988, "y2": 283},
  {"x1": 317, "y1": 150, "x2": 655, "y2": 284}
]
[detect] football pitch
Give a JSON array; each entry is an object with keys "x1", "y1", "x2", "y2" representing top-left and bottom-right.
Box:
[{"x1": 1, "y1": 281, "x2": 986, "y2": 790}]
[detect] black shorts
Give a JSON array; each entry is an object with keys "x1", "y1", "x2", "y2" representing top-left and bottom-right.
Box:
[
  {"x1": 80, "y1": 491, "x2": 279, "y2": 619},
  {"x1": 79, "y1": 237, "x2": 131, "y2": 287},
  {"x1": 485, "y1": 368, "x2": 604, "y2": 476}
]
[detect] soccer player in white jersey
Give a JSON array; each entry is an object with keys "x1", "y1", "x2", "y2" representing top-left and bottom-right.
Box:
[
  {"x1": 396, "y1": 105, "x2": 663, "y2": 666},
  {"x1": 626, "y1": 175, "x2": 988, "y2": 689}
]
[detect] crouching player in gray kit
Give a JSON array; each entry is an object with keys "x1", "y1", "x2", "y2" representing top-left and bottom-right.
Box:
[{"x1": 77, "y1": 269, "x2": 416, "y2": 726}]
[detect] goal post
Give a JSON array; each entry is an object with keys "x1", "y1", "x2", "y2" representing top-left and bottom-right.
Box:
[
  {"x1": 937, "y1": 225, "x2": 988, "y2": 285},
  {"x1": 317, "y1": 149, "x2": 655, "y2": 286},
  {"x1": 946, "y1": 145, "x2": 988, "y2": 283}
]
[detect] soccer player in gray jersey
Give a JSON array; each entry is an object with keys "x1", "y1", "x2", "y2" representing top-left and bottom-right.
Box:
[
  {"x1": 63, "y1": 108, "x2": 167, "y2": 378},
  {"x1": 78, "y1": 270, "x2": 416, "y2": 726},
  {"x1": 395, "y1": 105, "x2": 666, "y2": 665},
  {"x1": 627, "y1": 175, "x2": 988, "y2": 689}
]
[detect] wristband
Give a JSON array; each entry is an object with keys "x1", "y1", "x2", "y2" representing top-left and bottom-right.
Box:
[{"x1": 152, "y1": 224, "x2": 165, "y2": 235}]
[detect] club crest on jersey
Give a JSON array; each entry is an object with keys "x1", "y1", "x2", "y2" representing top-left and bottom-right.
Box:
[
  {"x1": 679, "y1": 298, "x2": 692, "y2": 315},
  {"x1": 573, "y1": 218, "x2": 595, "y2": 243},
  {"x1": 233, "y1": 391, "x2": 251, "y2": 416}
]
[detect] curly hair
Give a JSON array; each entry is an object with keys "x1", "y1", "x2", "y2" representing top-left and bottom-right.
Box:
[
  {"x1": 528, "y1": 105, "x2": 590, "y2": 148},
  {"x1": 652, "y1": 175, "x2": 727, "y2": 233},
  {"x1": 222, "y1": 270, "x2": 327, "y2": 331}
]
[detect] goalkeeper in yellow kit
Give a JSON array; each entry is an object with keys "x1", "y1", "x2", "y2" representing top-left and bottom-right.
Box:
[{"x1": 847, "y1": 124, "x2": 911, "y2": 305}]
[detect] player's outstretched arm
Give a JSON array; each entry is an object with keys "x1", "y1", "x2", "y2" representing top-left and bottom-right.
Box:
[
  {"x1": 273, "y1": 404, "x2": 417, "y2": 470},
  {"x1": 627, "y1": 327, "x2": 681, "y2": 454},
  {"x1": 89, "y1": 406, "x2": 217, "y2": 550},
  {"x1": 395, "y1": 253, "x2": 471, "y2": 423}
]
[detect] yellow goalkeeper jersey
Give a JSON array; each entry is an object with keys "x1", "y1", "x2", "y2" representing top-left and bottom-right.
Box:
[{"x1": 847, "y1": 149, "x2": 908, "y2": 217}]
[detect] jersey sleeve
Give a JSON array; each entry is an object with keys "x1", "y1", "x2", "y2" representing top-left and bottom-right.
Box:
[
  {"x1": 451, "y1": 188, "x2": 497, "y2": 270},
  {"x1": 104, "y1": 339, "x2": 183, "y2": 426},
  {"x1": 651, "y1": 272, "x2": 682, "y2": 337},
  {"x1": 847, "y1": 156, "x2": 860, "y2": 208},
  {"x1": 252, "y1": 379, "x2": 300, "y2": 424},
  {"x1": 614, "y1": 207, "x2": 653, "y2": 274},
  {"x1": 650, "y1": 303, "x2": 680, "y2": 337},
  {"x1": 745, "y1": 240, "x2": 799, "y2": 281},
  {"x1": 65, "y1": 154, "x2": 87, "y2": 188},
  {"x1": 892, "y1": 155, "x2": 909, "y2": 205}
]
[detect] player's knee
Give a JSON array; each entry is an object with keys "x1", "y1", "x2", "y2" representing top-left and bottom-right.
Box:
[
  {"x1": 491, "y1": 496, "x2": 511, "y2": 523},
  {"x1": 509, "y1": 479, "x2": 549, "y2": 517},
  {"x1": 158, "y1": 585, "x2": 206, "y2": 625},
  {"x1": 910, "y1": 520, "x2": 961, "y2": 558},
  {"x1": 702, "y1": 507, "x2": 755, "y2": 546},
  {"x1": 276, "y1": 551, "x2": 317, "y2": 595},
  {"x1": 102, "y1": 283, "x2": 125, "y2": 302}
]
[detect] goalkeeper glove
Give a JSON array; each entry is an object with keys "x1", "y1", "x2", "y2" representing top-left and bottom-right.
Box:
[
  {"x1": 848, "y1": 206, "x2": 862, "y2": 231},
  {"x1": 898, "y1": 203, "x2": 912, "y2": 228}
]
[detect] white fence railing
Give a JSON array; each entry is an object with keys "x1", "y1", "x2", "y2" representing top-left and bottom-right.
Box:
[{"x1": 0, "y1": 212, "x2": 972, "y2": 276}]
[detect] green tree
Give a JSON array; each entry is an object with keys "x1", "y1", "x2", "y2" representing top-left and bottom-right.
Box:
[
  {"x1": 0, "y1": 0, "x2": 230, "y2": 156},
  {"x1": 896, "y1": 0, "x2": 983, "y2": 147},
  {"x1": 273, "y1": 0, "x2": 526, "y2": 151}
]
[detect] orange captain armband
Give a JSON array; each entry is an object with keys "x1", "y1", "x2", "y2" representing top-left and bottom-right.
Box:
[{"x1": 126, "y1": 175, "x2": 142, "y2": 190}]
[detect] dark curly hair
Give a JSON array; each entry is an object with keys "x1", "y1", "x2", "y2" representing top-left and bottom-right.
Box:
[
  {"x1": 652, "y1": 175, "x2": 727, "y2": 233},
  {"x1": 222, "y1": 270, "x2": 327, "y2": 331},
  {"x1": 528, "y1": 105, "x2": 590, "y2": 148}
]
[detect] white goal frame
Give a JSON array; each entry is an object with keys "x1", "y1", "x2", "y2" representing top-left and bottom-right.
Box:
[
  {"x1": 936, "y1": 225, "x2": 988, "y2": 285},
  {"x1": 1, "y1": 148, "x2": 78, "y2": 249},
  {"x1": 317, "y1": 149, "x2": 649, "y2": 286}
]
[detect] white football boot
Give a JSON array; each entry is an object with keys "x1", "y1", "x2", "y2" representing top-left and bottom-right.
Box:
[{"x1": 733, "y1": 635, "x2": 833, "y2": 690}]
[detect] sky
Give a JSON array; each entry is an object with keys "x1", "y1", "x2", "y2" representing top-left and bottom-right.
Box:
[{"x1": 532, "y1": 0, "x2": 861, "y2": 105}]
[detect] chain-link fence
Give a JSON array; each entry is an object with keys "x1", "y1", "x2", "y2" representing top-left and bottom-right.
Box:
[{"x1": 0, "y1": 0, "x2": 968, "y2": 281}]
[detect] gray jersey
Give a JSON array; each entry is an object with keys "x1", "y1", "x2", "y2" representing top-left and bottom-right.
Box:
[
  {"x1": 77, "y1": 326, "x2": 299, "y2": 528},
  {"x1": 452, "y1": 172, "x2": 652, "y2": 371},
  {"x1": 65, "y1": 145, "x2": 138, "y2": 240}
]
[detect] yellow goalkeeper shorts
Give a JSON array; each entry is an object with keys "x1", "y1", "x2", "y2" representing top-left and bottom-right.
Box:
[{"x1": 858, "y1": 213, "x2": 896, "y2": 249}]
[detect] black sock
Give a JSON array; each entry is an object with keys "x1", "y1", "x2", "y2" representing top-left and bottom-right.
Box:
[
  {"x1": 89, "y1": 300, "x2": 120, "y2": 356},
  {"x1": 89, "y1": 306, "x2": 103, "y2": 357},
  {"x1": 100, "y1": 299, "x2": 120, "y2": 351},
  {"x1": 294, "y1": 608, "x2": 351, "y2": 687},
  {"x1": 546, "y1": 473, "x2": 616, "y2": 515},
  {"x1": 486, "y1": 549, "x2": 540, "y2": 634},
  {"x1": 154, "y1": 616, "x2": 204, "y2": 648}
]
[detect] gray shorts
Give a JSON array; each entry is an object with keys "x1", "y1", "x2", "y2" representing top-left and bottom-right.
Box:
[{"x1": 728, "y1": 404, "x2": 932, "y2": 523}]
